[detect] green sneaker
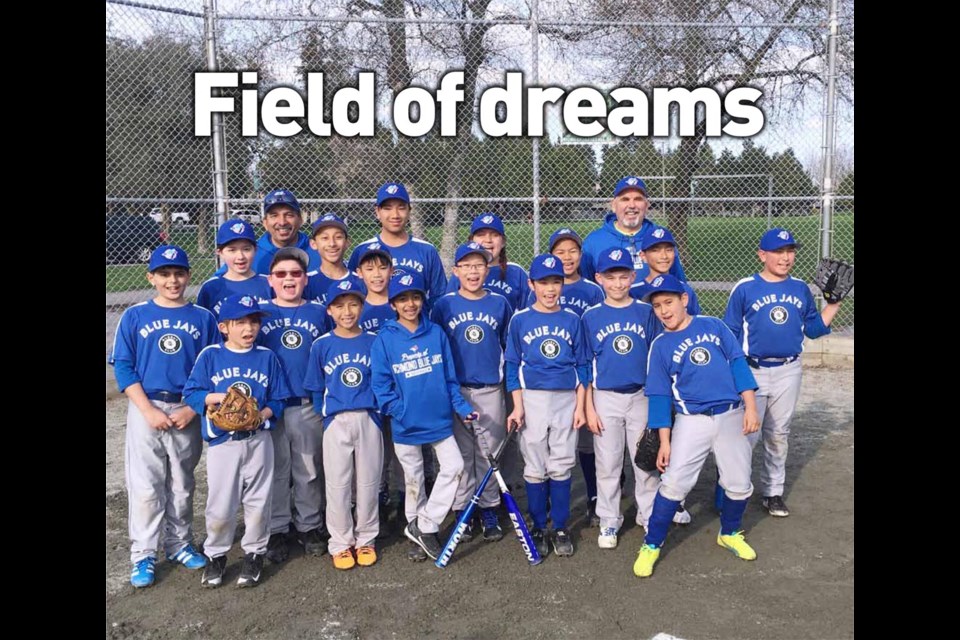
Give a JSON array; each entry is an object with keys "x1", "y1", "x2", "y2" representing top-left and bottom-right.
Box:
[
  {"x1": 633, "y1": 544, "x2": 661, "y2": 578},
  {"x1": 717, "y1": 530, "x2": 757, "y2": 560}
]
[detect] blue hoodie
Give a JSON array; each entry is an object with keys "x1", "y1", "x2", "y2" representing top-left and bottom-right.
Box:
[
  {"x1": 370, "y1": 315, "x2": 474, "y2": 445},
  {"x1": 581, "y1": 213, "x2": 688, "y2": 283}
]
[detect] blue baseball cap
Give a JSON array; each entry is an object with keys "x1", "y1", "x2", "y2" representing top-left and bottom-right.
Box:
[
  {"x1": 470, "y1": 213, "x2": 505, "y2": 236},
  {"x1": 549, "y1": 227, "x2": 583, "y2": 251},
  {"x1": 311, "y1": 212, "x2": 348, "y2": 236},
  {"x1": 263, "y1": 188, "x2": 301, "y2": 214},
  {"x1": 388, "y1": 271, "x2": 426, "y2": 302},
  {"x1": 218, "y1": 294, "x2": 271, "y2": 322},
  {"x1": 640, "y1": 226, "x2": 677, "y2": 251},
  {"x1": 455, "y1": 242, "x2": 491, "y2": 264},
  {"x1": 325, "y1": 279, "x2": 365, "y2": 305},
  {"x1": 640, "y1": 274, "x2": 686, "y2": 302},
  {"x1": 355, "y1": 242, "x2": 393, "y2": 266},
  {"x1": 595, "y1": 247, "x2": 634, "y2": 273},
  {"x1": 376, "y1": 182, "x2": 410, "y2": 207},
  {"x1": 216, "y1": 219, "x2": 258, "y2": 248},
  {"x1": 529, "y1": 253, "x2": 565, "y2": 281},
  {"x1": 148, "y1": 245, "x2": 190, "y2": 272},
  {"x1": 760, "y1": 228, "x2": 800, "y2": 251},
  {"x1": 614, "y1": 176, "x2": 648, "y2": 197}
]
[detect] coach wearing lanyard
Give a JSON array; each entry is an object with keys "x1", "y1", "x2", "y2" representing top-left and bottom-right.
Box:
[{"x1": 580, "y1": 176, "x2": 688, "y2": 283}]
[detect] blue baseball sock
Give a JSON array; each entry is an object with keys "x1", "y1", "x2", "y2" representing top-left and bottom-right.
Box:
[
  {"x1": 579, "y1": 452, "x2": 598, "y2": 501},
  {"x1": 715, "y1": 482, "x2": 725, "y2": 513},
  {"x1": 525, "y1": 481, "x2": 549, "y2": 530},
  {"x1": 548, "y1": 477, "x2": 572, "y2": 530},
  {"x1": 720, "y1": 497, "x2": 749, "y2": 535},
  {"x1": 645, "y1": 492, "x2": 681, "y2": 548}
]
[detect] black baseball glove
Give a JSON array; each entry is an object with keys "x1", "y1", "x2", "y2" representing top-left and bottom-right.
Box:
[
  {"x1": 814, "y1": 258, "x2": 854, "y2": 303},
  {"x1": 634, "y1": 428, "x2": 661, "y2": 473}
]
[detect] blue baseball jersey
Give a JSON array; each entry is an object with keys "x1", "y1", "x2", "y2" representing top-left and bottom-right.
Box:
[
  {"x1": 505, "y1": 307, "x2": 589, "y2": 391},
  {"x1": 430, "y1": 291, "x2": 512, "y2": 386},
  {"x1": 196, "y1": 274, "x2": 273, "y2": 319},
  {"x1": 630, "y1": 278, "x2": 701, "y2": 315},
  {"x1": 526, "y1": 278, "x2": 605, "y2": 317},
  {"x1": 646, "y1": 316, "x2": 747, "y2": 417},
  {"x1": 723, "y1": 274, "x2": 831, "y2": 358},
  {"x1": 183, "y1": 344, "x2": 292, "y2": 446},
  {"x1": 304, "y1": 268, "x2": 366, "y2": 305},
  {"x1": 303, "y1": 331, "x2": 380, "y2": 429},
  {"x1": 348, "y1": 236, "x2": 447, "y2": 306},
  {"x1": 109, "y1": 301, "x2": 220, "y2": 394},
  {"x1": 256, "y1": 302, "x2": 331, "y2": 397},
  {"x1": 359, "y1": 300, "x2": 394, "y2": 334},
  {"x1": 580, "y1": 300, "x2": 661, "y2": 393},
  {"x1": 447, "y1": 262, "x2": 531, "y2": 313}
]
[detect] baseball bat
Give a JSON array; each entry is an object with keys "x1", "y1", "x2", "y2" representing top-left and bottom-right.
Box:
[{"x1": 435, "y1": 423, "x2": 509, "y2": 568}]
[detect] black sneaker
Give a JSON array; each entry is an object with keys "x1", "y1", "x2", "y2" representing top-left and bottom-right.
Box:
[
  {"x1": 297, "y1": 528, "x2": 327, "y2": 556},
  {"x1": 480, "y1": 508, "x2": 503, "y2": 542},
  {"x1": 552, "y1": 529, "x2": 574, "y2": 557},
  {"x1": 531, "y1": 527, "x2": 550, "y2": 559},
  {"x1": 588, "y1": 497, "x2": 600, "y2": 528},
  {"x1": 762, "y1": 495, "x2": 790, "y2": 517},
  {"x1": 236, "y1": 553, "x2": 263, "y2": 587},
  {"x1": 453, "y1": 511, "x2": 475, "y2": 543},
  {"x1": 407, "y1": 541, "x2": 428, "y2": 562},
  {"x1": 404, "y1": 520, "x2": 441, "y2": 560},
  {"x1": 265, "y1": 533, "x2": 289, "y2": 564},
  {"x1": 201, "y1": 555, "x2": 227, "y2": 588}
]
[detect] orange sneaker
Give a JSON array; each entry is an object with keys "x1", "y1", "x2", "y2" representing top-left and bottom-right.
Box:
[
  {"x1": 332, "y1": 548, "x2": 355, "y2": 570},
  {"x1": 356, "y1": 545, "x2": 378, "y2": 567}
]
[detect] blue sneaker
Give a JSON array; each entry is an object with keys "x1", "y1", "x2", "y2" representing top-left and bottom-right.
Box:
[
  {"x1": 168, "y1": 543, "x2": 207, "y2": 570},
  {"x1": 130, "y1": 557, "x2": 156, "y2": 588}
]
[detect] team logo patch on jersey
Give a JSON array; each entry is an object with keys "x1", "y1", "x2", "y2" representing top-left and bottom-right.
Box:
[
  {"x1": 690, "y1": 347, "x2": 711, "y2": 366},
  {"x1": 341, "y1": 367, "x2": 362, "y2": 387},
  {"x1": 770, "y1": 306, "x2": 789, "y2": 325},
  {"x1": 540, "y1": 338, "x2": 561, "y2": 359},
  {"x1": 386, "y1": 184, "x2": 399, "y2": 195},
  {"x1": 465, "y1": 325, "x2": 484, "y2": 344},
  {"x1": 281, "y1": 329, "x2": 302, "y2": 349},
  {"x1": 158, "y1": 333, "x2": 182, "y2": 354},
  {"x1": 230, "y1": 381, "x2": 253, "y2": 396},
  {"x1": 613, "y1": 335, "x2": 633, "y2": 355}
]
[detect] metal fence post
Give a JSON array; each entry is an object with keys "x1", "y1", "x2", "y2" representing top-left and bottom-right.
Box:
[
  {"x1": 819, "y1": 0, "x2": 840, "y2": 262},
  {"x1": 531, "y1": 0, "x2": 541, "y2": 255},
  {"x1": 204, "y1": 0, "x2": 230, "y2": 236}
]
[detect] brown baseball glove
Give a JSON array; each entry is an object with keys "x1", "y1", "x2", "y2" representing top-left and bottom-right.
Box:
[{"x1": 207, "y1": 387, "x2": 262, "y2": 431}]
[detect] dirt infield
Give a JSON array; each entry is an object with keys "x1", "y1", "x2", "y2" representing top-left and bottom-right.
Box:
[{"x1": 105, "y1": 367, "x2": 853, "y2": 640}]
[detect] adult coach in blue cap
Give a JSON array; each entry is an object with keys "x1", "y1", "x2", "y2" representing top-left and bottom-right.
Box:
[{"x1": 580, "y1": 176, "x2": 688, "y2": 283}]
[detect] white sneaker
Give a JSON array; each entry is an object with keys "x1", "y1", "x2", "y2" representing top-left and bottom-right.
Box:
[
  {"x1": 673, "y1": 504, "x2": 692, "y2": 525},
  {"x1": 597, "y1": 527, "x2": 618, "y2": 549}
]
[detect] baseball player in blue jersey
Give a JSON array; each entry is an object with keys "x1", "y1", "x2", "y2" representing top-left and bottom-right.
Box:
[
  {"x1": 527, "y1": 228, "x2": 604, "y2": 525},
  {"x1": 355, "y1": 244, "x2": 398, "y2": 334},
  {"x1": 258, "y1": 247, "x2": 332, "y2": 564},
  {"x1": 720, "y1": 228, "x2": 841, "y2": 518},
  {"x1": 630, "y1": 226, "x2": 701, "y2": 316},
  {"x1": 110, "y1": 246, "x2": 220, "y2": 588},
  {"x1": 431, "y1": 242, "x2": 513, "y2": 543},
  {"x1": 581, "y1": 248, "x2": 664, "y2": 549},
  {"x1": 304, "y1": 280, "x2": 383, "y2": 570},
  {"x1": 197, "y1": 220, "x2": 273, "y2": 318},
  {"x1": 304, "y1": 213, "x2": 365, "y2": 305},
  {"x1": 581, "y1": 176, "x2": 688, "y2": 283},
  {"x1": 447, "y1": 213, "x2": 531, "y2": 312},
  {"x1": 505, "y1": 254, "x2": 590, "y2": 558},
  {"x1": 347, "y1": 182, "x2": 448, "y2": 309},
  {"x1": 370, "y1": 272, "x2": 478, "y2": 561},
  {"x1": 183, "y1": 294, "x2": 292, "y2": 588},
  {"x1": 632, "y1": 275, "x2": 761, "y2": 578}
]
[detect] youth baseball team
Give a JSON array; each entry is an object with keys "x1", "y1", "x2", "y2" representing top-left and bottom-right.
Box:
[{"x1": 109, "y1": 176, "x2": 842, "y2": 589}]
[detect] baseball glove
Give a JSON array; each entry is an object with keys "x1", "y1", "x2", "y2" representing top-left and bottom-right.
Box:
[
  {"x1": 207, "y1": 387, "x2": 262, "y2": 431},
  {"x1": 634, "y1": 428, "x2": 661, "y2": 473},
  {"x1": 814, "y1": 258, "x2": 854, "y2": 303}
]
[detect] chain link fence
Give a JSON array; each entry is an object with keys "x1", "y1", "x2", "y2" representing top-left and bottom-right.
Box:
[{"x1": 106, "y1": 0, "x2": 854, "y2": 331}]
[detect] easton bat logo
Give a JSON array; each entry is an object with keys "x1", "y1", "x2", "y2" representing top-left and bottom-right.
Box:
[{"x1": 508, "y1": 511, "x2": 537, "y2": 563}]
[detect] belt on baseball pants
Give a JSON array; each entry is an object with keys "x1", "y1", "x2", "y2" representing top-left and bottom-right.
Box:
[
  {"x1": 694, "y1": 402, "x2": 741, "y2": 417},
  {"x1": 147, "y1": 391, "x2": 183, "y2": 403},
  {"x1": 286, "y1": 397, "x2": 310, "y2": 407},
  {"x1": 461, "y1": 383, "x2": 496, "y2": 389},
  {"x1": 747, "y1": 355, "x2": 799, "y2": 369},
  {"x1": 229, "y1": 430, "x2": 255, "y2": 441}
]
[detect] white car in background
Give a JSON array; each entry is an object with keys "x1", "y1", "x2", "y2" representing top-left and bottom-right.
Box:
[{"x1": 148, "y1": 208, "x2": 191, "y2": 225}]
